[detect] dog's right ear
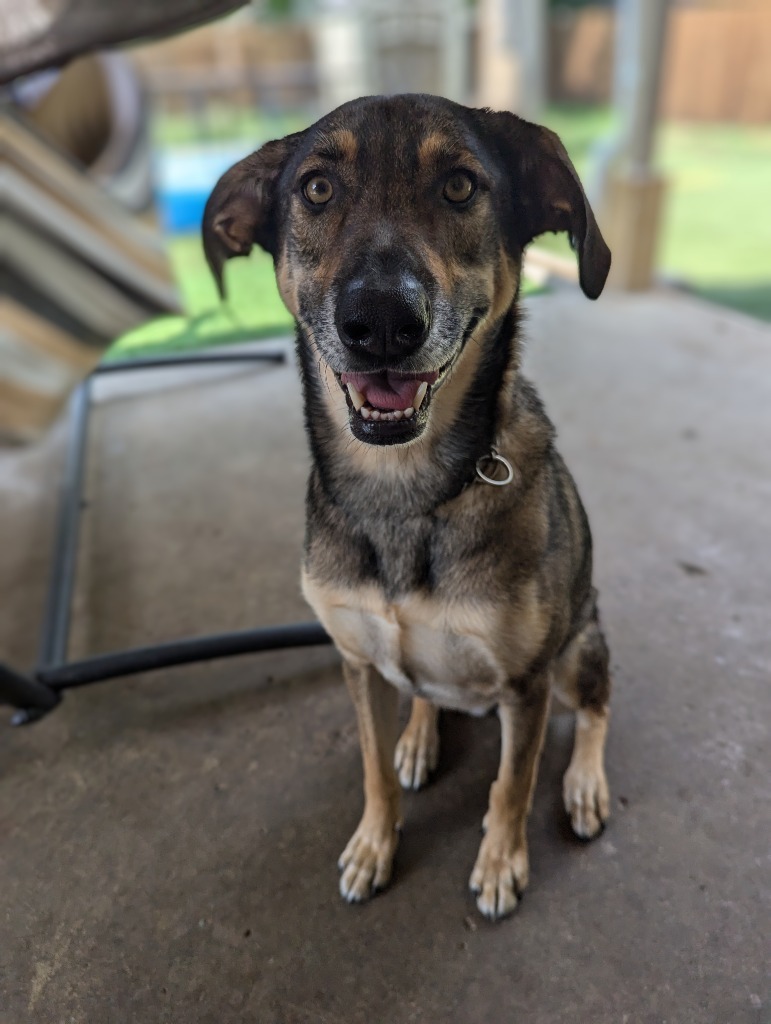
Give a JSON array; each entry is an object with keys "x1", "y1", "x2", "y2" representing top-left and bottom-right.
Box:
[{"x1": 202, "y1": 132, "x2": 305, "y2": 298}]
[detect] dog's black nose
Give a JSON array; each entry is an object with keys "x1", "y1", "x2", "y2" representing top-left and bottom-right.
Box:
[{"x1": 336, "y1": 276, "x2": 430, "y2": 360}]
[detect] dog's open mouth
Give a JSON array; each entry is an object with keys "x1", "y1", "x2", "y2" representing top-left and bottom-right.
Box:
[
  {"x1": 334, "y1": 312, "x2": 482, "y2": 445},
  {"x1": 339, "y1": 367, "x2": 445, "y2": 444},
  {"x1": 342, "y1": 370, "x2": 439, "y2": 421}
]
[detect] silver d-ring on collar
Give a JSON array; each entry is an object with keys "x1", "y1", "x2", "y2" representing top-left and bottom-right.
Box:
[{"x1": 475, "y1": 447, "x2": 514, "y2": 487}]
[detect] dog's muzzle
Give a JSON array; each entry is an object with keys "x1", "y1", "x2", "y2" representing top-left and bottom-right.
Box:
[{"x1": 334, "y1": 272, "x2": 438, "y2": 444}]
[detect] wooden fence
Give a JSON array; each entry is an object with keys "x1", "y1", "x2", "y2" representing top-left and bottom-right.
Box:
[
  {"x1": 131, "y1": 6, "x2": 771, "y2": 124},
  {"x1": 130, "y1": 18, "x2": 315, "y2": 114},
  {"x1": 550, "y1": 4, "x2": 771, "y2": 123}
]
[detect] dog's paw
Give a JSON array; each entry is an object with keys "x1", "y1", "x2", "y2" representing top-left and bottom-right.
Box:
[
  {"x1": 563, "y1": 761, "x2": 610, "y2": 839},
  {"x1": 338, "y1": 815, "x2": 400, "y2": 903},
  {"x1": 394, "y1": 715, "x2": 439, "y2": 790},
  {"x1": 469, "y1": 832, "x2": 528, "y2": 921}
]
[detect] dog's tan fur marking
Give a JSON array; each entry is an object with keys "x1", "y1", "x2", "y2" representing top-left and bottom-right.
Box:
[
  {"x1": 551, "y1": 626, "x2": 611, "y2": 837},
  {"x1": 395, "y1": 697, "x2": 440, "y2": 790},
  {"x1": 328, "y1": 128, "x2": 359, "y2": 163},
  {"x1": 562, "y1": 706, "x2": 610, "y2": 839},
  {"x1": 312, "y1": 248, "x2": 345, "y2": 297},
  {"x1": 275, "y1": 249, "x2": 299, "y2": 318},
  {"x1": 338, "y1": 662, "x2": 402, "y2": 902},
  {"x1": 417, "y1": 242, "x2": 456, "y2": 296},
  {"x1": 417, "y1": 135, "x2": 487, "y2": 182},
  {"x1": 471, "y1": 683, "x2": 551, "y2": 918},
  {"x1": 426, "y1": 336, "x2": 487, "y2": 440},
  {"x1": 492, "y1": 248, "x2": 521, "y2": 323},
  {"x1": 417, "y1": 132, "x2": 452, "y2": 167},
  {"x1": 299, "y1": 128, "x2": 359, "y2": 167}
]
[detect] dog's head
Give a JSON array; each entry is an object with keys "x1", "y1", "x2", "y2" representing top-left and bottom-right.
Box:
[{"x1": 204, "y1": 95, "x2": 610, "y2": 448}]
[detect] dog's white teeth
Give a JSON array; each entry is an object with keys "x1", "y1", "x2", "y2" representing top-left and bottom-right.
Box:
[
  {"x1": 355, "y1": 402, "x2": 415, "y2": 423},
  {"x1": 346, "y1": 382, "x2": 365, "y2": 411},
  {"x1": 414, "y1": 382, "x2": 428, "y2": 411}
]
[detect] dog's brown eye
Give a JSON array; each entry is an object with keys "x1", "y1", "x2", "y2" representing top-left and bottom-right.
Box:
[
  {"x1": 304, "y1": 176, "x2": 333, "y2": 205},
  {"x1": 443, "y1": 172, "x2": 475, "y2": 204}
]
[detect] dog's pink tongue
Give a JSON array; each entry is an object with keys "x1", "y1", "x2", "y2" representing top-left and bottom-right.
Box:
[
  {"x1": 342, "y1": 371, "x2": 439, "y2": 411},
  {"x1": 361, "y1": 376, "x2": 421, "y2": 411}
]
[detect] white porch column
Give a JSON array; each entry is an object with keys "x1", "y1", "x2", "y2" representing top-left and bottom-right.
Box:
[
  {"x1": 312, "y1": 0, "x2": 370, "y2": 113},
  {"x1": 509, "y1": 0, "x2": 547, "y2": 119},
  {"x1": 477, "y1": 0, "x2": 546, "y2": 118},
  {"x1": 595, "y1": 0, "x2": 672, "y2": 290}
]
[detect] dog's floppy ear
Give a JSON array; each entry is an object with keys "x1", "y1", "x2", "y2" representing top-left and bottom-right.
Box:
[
  {"x1": 481, "y1": 111, "x2": 611, "y2": 299},
  {"x1": 202, "y1": 131, "x2": 305, "y2": 298}
]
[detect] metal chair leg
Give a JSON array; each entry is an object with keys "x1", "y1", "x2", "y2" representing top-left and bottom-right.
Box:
[{"x1": 2, "y1": 347, "x2": 333, "y2": 728}]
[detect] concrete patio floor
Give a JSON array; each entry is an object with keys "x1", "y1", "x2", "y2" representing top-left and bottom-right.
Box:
[{"x1": 1, "y1": 288, "x2": 768, "y2": 1024}]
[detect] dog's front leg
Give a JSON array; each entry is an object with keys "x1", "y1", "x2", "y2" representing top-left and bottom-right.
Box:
[
  {"x1": 338, "y1": 661, "x2": 402, "y2": 903},
  {"x1": 395, "y1": 697, "x2": 440, "y2": 791},
  {"x1": 470, "y1": 676, "x2": 551, "y2": 920}
]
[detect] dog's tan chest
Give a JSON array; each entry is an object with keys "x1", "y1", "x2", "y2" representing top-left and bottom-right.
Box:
[{"x1": 302, "y1": 573, "x2": 548, "y2": 713}]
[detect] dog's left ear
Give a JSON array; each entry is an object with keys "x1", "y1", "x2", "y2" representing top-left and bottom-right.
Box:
[
  {"x1": 481, "y1": 111, "x2": 611, "y2": 299},
  {"x1": 202, "y1": 131, "x2": 305, "y2": 298}
]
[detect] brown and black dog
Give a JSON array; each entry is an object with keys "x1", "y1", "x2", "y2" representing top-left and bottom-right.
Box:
[{"x1": 203, "y1": 94, "x2": 612, "y2": 920}]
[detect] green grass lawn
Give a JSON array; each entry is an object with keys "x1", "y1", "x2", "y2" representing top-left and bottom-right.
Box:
[
  {"x1": 109, "y1": 109, "x2": 303, "y2": 359},
  {"x1": 110, "y1": 104, "x2": 771, "y2": 359},
  {"x1": 108, "y1": 246, "x2": 292, "y2": 360},
  {"x1": 151, "y1": 106, "x2": 307, "y2": 147},
  {"x1": 540, "y1": 107, "x2": 771, "y2": 321}
]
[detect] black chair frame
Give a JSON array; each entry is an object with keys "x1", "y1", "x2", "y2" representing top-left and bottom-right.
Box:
[{"x1": 0, "y1": 350, "x2": 331, "y2": 726}]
